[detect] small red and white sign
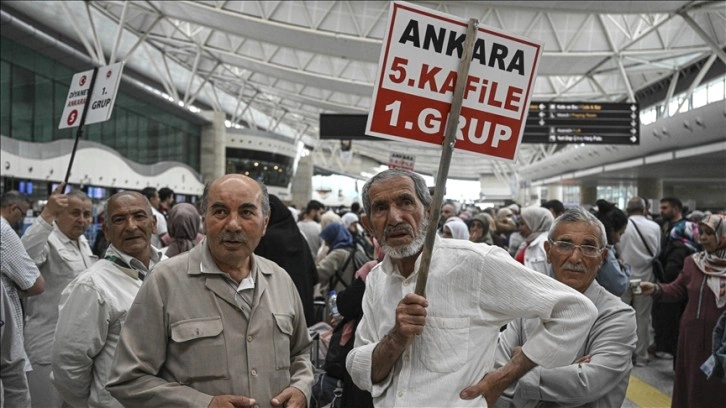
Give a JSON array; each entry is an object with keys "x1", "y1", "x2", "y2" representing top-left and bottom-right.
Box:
[
  {"x1": 66, "y1": 109, "x2": 79, "y2": 127},
  {"x1": 389, "y1": 152, "x2": 416, "y2": 171},
  {"x1": 366, "y1": 1, "x2": 543, "y2": 161}
]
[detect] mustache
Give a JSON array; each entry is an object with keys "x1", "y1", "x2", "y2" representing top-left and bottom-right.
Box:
[
  {"x1": 384, "y1": 224, "x2": 414, "y2": 240},
  {"x1": 219, "y1": 232, "x2": 248, "y2": 244},
  {"x1": 562, "y1": 262, "x2": 586, "y2": 272}
]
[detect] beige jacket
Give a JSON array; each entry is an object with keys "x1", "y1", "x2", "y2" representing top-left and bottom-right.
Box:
[{"x1": 107, "y1": 241, "x2": 313, "y2": 408}]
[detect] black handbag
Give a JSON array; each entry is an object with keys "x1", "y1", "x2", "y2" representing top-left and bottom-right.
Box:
[
  {"x1": 323, "y1": 317, "x2": 357, "y2": 380},
  {"x1": 630, "y1": 219, "x2": 665, "y2": 282}
]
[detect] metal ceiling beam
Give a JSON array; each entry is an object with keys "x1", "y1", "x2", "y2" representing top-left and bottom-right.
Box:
[
  {"x1": 187, "y1": 61, "x2": 222, "y2": 107},
  {"x1": 674, "y1": 53, "x2": 718, "y2": 114},
  {"x1": 678, "y1": 10, "x2": 726, "y2": 66},
  {"x1": 664, "y1": 70, "x2": 681, "y2": 114},
  {"x1": 552, "y1": 12, "x2": 676, "y2": 99},
  {"x1": 142, "y1": 45, "x2": 179, "y2": 100},
  {"x1": 118, "y1": 15, "x2": 162, "y2": 62},
  {"x1": 109, "y1": 1, "x2": 129, "y2": 64},
  {"x1": 60, "y1": 1, "x2": 102, "y2": 65},
  {"x1": 149, "y1": 1, "x2": 381, "y2": 61},
  {"x1": 84, "y1": 1, "x2": 106, "y2": 65}
]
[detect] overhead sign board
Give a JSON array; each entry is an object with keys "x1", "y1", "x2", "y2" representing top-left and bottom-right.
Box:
[
  {"x1": 321, "y1": 101, "x2": 641, "y2": 145},
  {"x1": 58, "y1": 62, "x2": 124, "y2": 129},
  {"x1": 525, "y1": 102, "x2": 640, "y2": 144},
  {"x1": 366, "y1": 1, "x2": 543, "y2": 161}
]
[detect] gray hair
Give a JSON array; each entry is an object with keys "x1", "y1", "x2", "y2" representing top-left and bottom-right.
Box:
[
  {"x1": 67, "y1": 190, "x2": 91, "y2": 202},
  {"x1": 626, "y1": 197, "x2": 646, "y2": 214},
  {"x1": 0, "y1": 191, "x2": 29, "y2": 208},
  {"x1": 361, "y1": 169, "x2": 432, "y2": 216},
  {"x1": 103, "y1": 191, "x2": 153, "y2": 227},
  {"x1": 199, "y1": 177, "x2": 270, "y2": 217},
  {"x1": 548, "y1": 207, "x2": 608, "y2": 248}
]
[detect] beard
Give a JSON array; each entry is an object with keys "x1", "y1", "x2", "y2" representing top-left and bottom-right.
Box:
[{"x1": 380, "y1": 216, "x2": 429, "y2": 259}]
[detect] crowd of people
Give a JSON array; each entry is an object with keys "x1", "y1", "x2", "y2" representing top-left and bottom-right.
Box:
[{"x1": 1, "y1": 169, "x2": 724, "y2": 408}]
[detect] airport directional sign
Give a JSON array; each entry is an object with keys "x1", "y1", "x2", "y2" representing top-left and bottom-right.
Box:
[
  {"x1": 524, "y1": 102, "x2": 640, "y2": 144},
  {"x1": 320, "y1": 101, "x2": 640, "y2": 145}
]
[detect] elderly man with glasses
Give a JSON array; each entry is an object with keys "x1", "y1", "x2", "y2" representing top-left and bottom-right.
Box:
[{"x1": 493, "y1": 207, "x2": 637, "y2": 408}]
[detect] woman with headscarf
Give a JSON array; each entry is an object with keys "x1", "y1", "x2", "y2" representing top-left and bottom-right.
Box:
[
  {"x1": 163, "y1": 203, "x2": 203, "y2": 258},
  {"x1": 255, "y1": 195, "x2": 318, "y2": 325},
  {"x1": 593, "y1": 199, "x2": 631, "y2": 296},
  {"x1": 641, "y1": 214, "x2": 726, "y2": 408},
  {"x1": 495, "y1": 208, "x2": 517, "y2": 249},
  {"x1": 442, "y1": 217, "x2": 470, "y2": 240},
  {"x1": 317, "y1": 223, "x2": 369, "y2": 296},
  {"x1": 469, "y1": 213, "x2": 493, "y2": 245},
  {"x1": 514, "y1": 206, "x2": 554, "y2": 275}
]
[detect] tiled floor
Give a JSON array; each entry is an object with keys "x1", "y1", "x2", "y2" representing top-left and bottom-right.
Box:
[{"x1": 623, "y1": 357, "x2": 674, "y2": 408}]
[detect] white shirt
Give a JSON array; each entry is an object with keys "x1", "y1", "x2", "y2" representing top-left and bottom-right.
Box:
[
  {"x1": 522, "y1": 233, "x2": 551, "y2": 277},
  {"x1": 21, "y1": 216, "x2": 96, "y2": 365},
  {"x1": 346, "y1": 237, "x2": 598, "y2": 408},
  {"x1": 0, "y1": 216, "x2": 41, "y2": 370},
  {"x1": 620, "y1": 215, "x2": 661, "y2": 281},
  {"x1": 51, "y1": 244, "x2": 163, "y2": 408},
  {"x1": 151, "y1": 207, "x2": 168, "y2": 248}
]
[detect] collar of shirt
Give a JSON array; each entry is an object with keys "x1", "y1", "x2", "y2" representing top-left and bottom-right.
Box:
[
  {"x1": 105, "y1": 243, "x2": 162, "y2": 280},
  {"x1": 199, "y1": 242, "x2": 257, "y2": 291}
]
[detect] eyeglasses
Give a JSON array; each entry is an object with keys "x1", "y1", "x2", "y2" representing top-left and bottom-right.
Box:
[{"x1": 549, "y1": 240, "x2": 603, "y2": 257}]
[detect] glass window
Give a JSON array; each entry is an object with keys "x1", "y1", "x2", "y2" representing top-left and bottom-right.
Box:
[
  {"x1": 11, "y1": 64, "x2": 34, "y2": 141},
  {"x1": 707, "y1": 79, "x2": 725, "y2": 103},
  {"x1": 692, "y1": 85, "x2": 708, "y2": 109},
  {"x1": 2, "y1": 37, "x2": 201, "y2": 170},
  {"x1": 114, "y1": 109, "x2": 127, "y2": 157},
  {"x1": 33, "y1": 74, "x2": 54, "y2": 142},
  {"x1": 0, "y1": 61, "x2": 10, "y2": 136}
]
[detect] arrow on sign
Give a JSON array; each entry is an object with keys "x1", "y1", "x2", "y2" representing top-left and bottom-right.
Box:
[{"x1": 630, "y1": 136, "x2": 637, "y2": 143}]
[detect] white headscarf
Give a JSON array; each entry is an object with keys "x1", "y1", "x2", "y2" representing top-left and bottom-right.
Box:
[
  {"x1": 520, "y1": 206, "x2": 554, "y2": 243},
  {"x1": 444, "y1": 217, "x2": 470, "y2": 240}
]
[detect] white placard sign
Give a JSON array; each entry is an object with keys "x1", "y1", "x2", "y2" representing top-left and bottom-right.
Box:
[
  {"x1": 366, "y1": 1, "x2": 543, "y2": 161},
  {"x1": 58, "y1": 69, "x2": 93, "y2": 129},
  {"x1": 58, "y1": 62, "x2": 125, "y2": 129}
]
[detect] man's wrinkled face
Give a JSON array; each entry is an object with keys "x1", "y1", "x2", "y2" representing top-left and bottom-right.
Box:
[
  {"x1": 361, "y1": 176, "x2": 428, "y2": 259},
  {"x1": 103, "y1": 194, "x2": 156, "y2": 259},
  {"x1": 545, "y1": 221, "x2": 607, "y2": 293},
  {"x1": 6, "y1": 201, "x2": 29, "y2": 227},
  {"x1": 56, "y1": 197, "x2": 93, "y2": 240},
  {"x1": 203, "y1": 177, "x2": 269, "y2": 267}
]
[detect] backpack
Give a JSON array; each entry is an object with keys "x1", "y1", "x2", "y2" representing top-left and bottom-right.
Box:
[{"x1": 328, "y1": 245, "x2": 371, "y2": 290}]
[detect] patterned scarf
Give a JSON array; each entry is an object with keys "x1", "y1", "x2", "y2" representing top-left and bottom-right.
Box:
[
  {"x1": 669, "y1": 219, "x2": 700, "y2": 253},
  {"x1": 692, "y1": 214, "x2": 726, "y2": 308}
]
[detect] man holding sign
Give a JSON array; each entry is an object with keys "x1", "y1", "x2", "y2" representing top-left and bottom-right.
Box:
[{"x1": 346, "y1": 169, "x2": 597, "y2": 407}]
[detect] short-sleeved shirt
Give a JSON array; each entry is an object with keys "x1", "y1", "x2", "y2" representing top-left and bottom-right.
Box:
[{"x1": 0, "y1": 216, "x2": 42, "y2": 368}]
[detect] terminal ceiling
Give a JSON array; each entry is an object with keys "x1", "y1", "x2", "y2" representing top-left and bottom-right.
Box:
[{"x1": 3, "y1": 1, "x2": 725, "y2": 185}]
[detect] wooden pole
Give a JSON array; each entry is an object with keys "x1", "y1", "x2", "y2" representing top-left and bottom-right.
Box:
[
  {"x1": 414, "y1": 18, "x2": 479, "y2": 297},
  {"x1": 63, "y1": 67, "x2": 99, "y2": 186}
]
